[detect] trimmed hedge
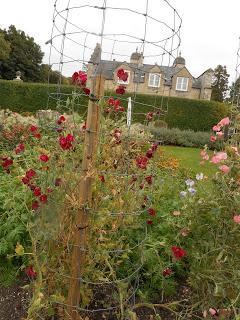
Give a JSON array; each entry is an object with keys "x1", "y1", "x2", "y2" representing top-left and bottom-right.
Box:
[
  {"x1": 149, "y1": 127, "x2": 221, "y2": 149},
  {"x1": 0, "y1": 80, "x2": 229, "y2": 131}
]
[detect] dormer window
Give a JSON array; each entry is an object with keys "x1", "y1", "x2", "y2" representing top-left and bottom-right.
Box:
[
  {"x1": 148, "y1": 73, "x2": 161, "y2": 88},
  {"x1": 117, "y1": 70, "x2": 130, "y2": 84},
  {"x1": 176, "y1": 77, "x2": 189, "y2": 91}
]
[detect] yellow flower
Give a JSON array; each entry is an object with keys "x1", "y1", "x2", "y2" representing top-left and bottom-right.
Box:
[{"x1": 15, "y1": 242, "x2": 25, "y2": 256}]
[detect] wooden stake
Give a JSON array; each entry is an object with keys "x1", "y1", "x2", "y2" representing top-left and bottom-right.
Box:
[{"x1": 66, "y1": 74, "x2": 105, "y2": 320}]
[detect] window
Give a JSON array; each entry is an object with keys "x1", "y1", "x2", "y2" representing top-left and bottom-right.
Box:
[
  {"x1": 176, "y1": 77, "x2": 189, "y2": 91},
  {"x1": 148, "y1": 73, "x2": 161, "y2": 88},
  {"x1": 117, "y1": 70, "x2": 130, "y2": 84}
]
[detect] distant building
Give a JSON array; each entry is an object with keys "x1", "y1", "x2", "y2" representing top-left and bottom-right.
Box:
[{"x1": 87, "y1": 44, "x2": 213, "y2": 101}]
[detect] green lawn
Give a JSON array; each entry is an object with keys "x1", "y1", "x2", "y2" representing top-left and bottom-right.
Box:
[{"x1": 161, "y1": 146, "x2": 217, "y2": 177}]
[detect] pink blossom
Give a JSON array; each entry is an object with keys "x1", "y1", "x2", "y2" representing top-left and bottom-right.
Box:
[
  {"x1": 210, "y1": 152, "x2": 227, "y2": 164},
  {"x1": 216, "y1": 131, "x2": 224, "y2": 138},
  {"x1": 200, "y1": 150, "x2": 209, "y2": 161},
  {"x1": 210, "y1": 135, "x2": 217, "y2": 142},
  {"x1": 219, "y1": 165, "x2": 230, "y2": 174},
  {"x1": 209, "y1": 308, "x2": 217, "y2": 316},
  {"x1": 233, "y1": 215, "x2": 240, "y2": 224},
  {"x1": 218, "y1": 117, "x2": 230, "y2": 126},
  {"x1": 212, "y1": 125, "x2": 221, "y2": 132}
]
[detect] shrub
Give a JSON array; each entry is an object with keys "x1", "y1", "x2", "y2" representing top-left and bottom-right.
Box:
[
  {"x1": 149, "y1": 127, "x2": 220, "y2": 149},
  {"x1": 0, "y1": 80, "x2": 229, "y2": 131}
]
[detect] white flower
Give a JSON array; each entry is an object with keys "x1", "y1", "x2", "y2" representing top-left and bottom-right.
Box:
[
  {"x1": 188, "y1": 187, "x2": 197, "y2": 195},
  {"x1": 180, "y1": 191, "x2": 187, "y2": 198},
  {"x1": 196, "y1": 173, "x2": 204, "y2": 181},
  {"x1": 185, "y1": 179, "x2": 195, "y2": 187}
]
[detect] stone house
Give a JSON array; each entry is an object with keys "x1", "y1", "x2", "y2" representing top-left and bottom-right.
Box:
[{"x1": 87, "y1": 44, "x2": 213, "y2": 100}]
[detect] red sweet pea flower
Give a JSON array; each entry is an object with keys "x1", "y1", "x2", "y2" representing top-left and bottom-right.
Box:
[
  {"x1": 117, "y1": 69, "x2": 129, "y2": 82},
  {"x1": 40, "y1": 154, "x2": 49, "y2": 162},
  {"x1": 34, "y1": 133, "x2": 41, "y2": 139},
  {"x1": 117, "y1": 69, "x2": 125, "y2": 78},
  {"x1": 39, "y1": 194, "x2": 48, "y2": 203},
  {"x1": 146, "y1": 112, "x2": 154, "y2": 121},
  {"x1": 57, "y1": 115, "x2": 66, "y2": 125},
  {"x1": 99, "y1": 175, "x2": 105, "y2": 183},
  {"x1": 149, "y1": 208, "x2": 156, "y2": 216},
  {"x1": 119, "y1": 107, "x2": 124, "y2": 112},
  {"x1": 15, "y1": 143, "x2": 25, "y2": 154},
  {"x1": 26, "y1": 169, "x2": 36, "y2": 179},
  {"x1": 116, "y1": 86, "x2": 126, "y2": 95},
  {"x1": 34, "y1": 187, "x2": 41, "y2": 197},
  {"x1": 115, "y1": 99, "x2": 121, "y2": 107},
  {"x1": 32, "y1": 200, "x2": 39, "y2": 211},
  {"x1": 147, "y1": 220, "x2": 153, "y2": 225},
  {"x1": 29, "y1": 125, "x2": 38, "y2": 132},
  {"x1": 163, "y1": 268, "x2": 173, "y2": 277},
  {"x1": 25, "y1": 266, "x2": 37, "y2": 278},
  {"x1": 108, "y1": 97, "x2": 115, "y2": 106},
  {"x1": 2, "y1": 158, "x2": 13, "y2": 172},
  {"x1": 171, "y1": 246, "x2": 186, "y2": 260},
  {"x1": 22, "y1": 177, "x2": 30, "y2": 185},
  {"x1": 104, "y1": 108, "x2": 112, "y2": 114},
  {"x1": 146, "y1": 149, "x2": 153, "y2": 159},
  {"x1": 72, "y1": 71, "x2": 87, "y2": 86},
  {"x1": 59, "y1": 134, "x2": 74, "y2": 150},
  {"x1": 47, "y1": 187, "x2": 53, "y2": 193},
  {"x1": 151, "y1": 142, "x2": 158, "y2": 152},
  {"x1": 145, "y1": 175, "x2": 153, "y2": 185},
  {"x1": 136, "y1": 156, "x2": 148, "y2": 169},
  {"x1": 83, "y1": 87, "x2": 90, "y2": 95}
]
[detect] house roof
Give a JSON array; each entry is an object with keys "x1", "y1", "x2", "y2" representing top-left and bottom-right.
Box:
[{"x1": 94, "y1": 59, "x2": 202, "y2": 88}]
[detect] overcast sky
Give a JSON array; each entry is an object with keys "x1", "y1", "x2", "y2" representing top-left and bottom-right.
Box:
[{"x1": 0, "y1": 0, "x2": 239, "y2": 82}]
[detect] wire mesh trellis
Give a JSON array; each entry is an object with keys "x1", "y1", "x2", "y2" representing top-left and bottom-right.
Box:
[{"x1": 32, "y1": 1, "x2": 183, "y2": 319}]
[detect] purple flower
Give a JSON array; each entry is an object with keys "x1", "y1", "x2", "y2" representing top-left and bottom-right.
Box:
[
  {"x1": 185, "y1": 179, "x2": 195, "y2": 187},
  {"x1": 188, "y1": 187, "x2": 197, "y2": 195},
  {"x1": 180, "y1": 191, "x2": 187, "y2": 198},
  {"x1": 196, "y1": 173, "x2": 204, "y2": 181}
]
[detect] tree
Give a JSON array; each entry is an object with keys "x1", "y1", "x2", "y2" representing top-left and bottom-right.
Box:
[
  {"x1": 229, "y1": 77, "x2": 240, "y2": 105},
  {"x1": 0, "y1": 25, "x2": 44, "y2": 82},
  {"x1": 0, "y1": 32, "x2": 10, "y2": 61},
  {"x1": 39, "y1": 64, "x2": 70, "y2": 85},
  {"x1": 211, "y1": 65, "x2": 229, "y2": 102}
]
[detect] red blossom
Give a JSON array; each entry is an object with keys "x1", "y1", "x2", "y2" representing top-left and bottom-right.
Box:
[
  {"x1": 146, "y1": 112, "x2": 154, "y2": 121},
  {"x1": 104, "y1": 108, "x2": 112, "y2": 114},
  {"x1": 99, "y1": 175, "x2": 105, "y2": 183},
  {"x1": 72, "y1": 71, "x2": 87, "y2": 86},
  {"x1": 136, "y1": 156, "x2": 148, "y2": 169},
  {"x1": 57, "y1": 115, "x2": 66, "y2": 125},
  {"x1": 34, "y1": 187, "x2": 41, "y2": 197},
  {"x1": 151, "y1": 142, "x2": 158, "y2": 152},
  {"x1": 149, "y1": 208, "x2": 156, "y2": 216},
  {"x1": 108, "y1": 98, "x2": 115, "y2": 106},
  {"x1": 145, "y1": 175, "x2": 153, "y2": 185},
  {"x1": 26, "y1": 169, "x2": 36, "y2": 179},
  {"x1": 83, "y1": 87, "x2": 90, "y2": 95},
  {"x1": 22, "y1": 177, "x2": 30, "y2": 185},
  {"x1": 116, "y1": 86, "x2": 126, "y2": 95},
  {"x1": 47, "y1": 187, "x2": 53, "y2": 193},
  {"x1": 171, "y1": 246, "x2": 186, "y2": 260},
  {"x1": 39, "y1": 194, "x2": 48, "y2": 203},
  {"x1": 33, "y1": 133, "x2": 41, "y2": 139},
  {"x1": 15, "y1": 143, "x2": 25, "y2": 154},
  {"x1": 117, "y1": 69, "x2": 129, "y2": 81},
  {"x1": 139, "y1": 183, "x2": 144, "y2": 189},
  {"x1": 40, "y1": 154, "x2": 49, "y2": 162},
  {"x1": 59, "y1": 134, "x2": 74, "y2": 150},
  {"x1": 2, "y1": 158, "x2": 13, "y2": 169},
  {"x1": 163, "y1": 268, "x2": 173, "y2": 277},
  {"x1": 118, "y1": 107, "x2": 124, "y2": 112},
  {"x1": 147, "y1": 220, "x2": 153, "y2": 225},
  {"x1": 29, "y1": 125, "x2": 38, "y2": 132},
  {"x1": 31, "y1": 201, "x2": 39, "y2": 211},
  {"x1": 25, "y1": 266, "x2": 37, "y2": 278},
  {"x1": 146, "y1": 149, "x2": 153, "y2": 158}
]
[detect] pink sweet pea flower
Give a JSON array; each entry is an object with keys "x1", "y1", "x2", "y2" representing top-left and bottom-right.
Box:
[
  {"x1": 210, "y1": 152, "x2": 227, "y2": 164},
  {"x1": 200, "y1": 150, "x2": 209, "y2": 161},
  {"x1": 210, "y1": 135, "x2": 217, "y2": 142},
  {"x1": 216, "y1": 131, "x2": 224, "y2": 138},
  {"x1": 209, "y1": 308, "x2": 217, "y2": 316},
  {"x1": 233, "y1": 215, "x2": 240, "y2": 224},
  {"x1": 218, "y1": 117, "x2": 230, "y2": 126},
  {"x1": 219, "y1": 165, "x2": 230, "y2": 174},
  {"x1": 212, "y1": 125, "x2": 221, "y2": 132}
]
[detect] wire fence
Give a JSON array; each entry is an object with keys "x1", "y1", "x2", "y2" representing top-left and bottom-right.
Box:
[{"x1": 32, "y1": 0, "x2": 183, "y2": 318}]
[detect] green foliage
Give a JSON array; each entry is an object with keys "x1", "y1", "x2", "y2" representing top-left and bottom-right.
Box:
[
  {"x1": 211, "y1": 65, "x2": 229, "y2": 102},
  {"x1": 149, "y1": 127, "x2": 220, "y2": 149},
  {"x1": 39, "y1": 64, "x2": 70, "y2": 85},
  {"x1": 0, "y1": 80, "x2": 229, "y2": 131},
  {"x1": 153, "y1": 120, "x2": 168, "y2": 128},
  {"x1": 229, "y1": 76, "x2": 240, "y2": 105},
  {"x1": 0, "y1": 25, "x2": 44, "y2": 82},
  {"x1": 0, "y1": 32, "x2": 11, "y2": 63}
]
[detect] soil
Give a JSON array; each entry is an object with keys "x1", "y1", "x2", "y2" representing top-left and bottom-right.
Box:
[
  {"x1": 0, "y1": 277, "x2": 199, "y2": 320},
  {"x1": 0, "y1": 276, "x2": 30, "y2": 320}
]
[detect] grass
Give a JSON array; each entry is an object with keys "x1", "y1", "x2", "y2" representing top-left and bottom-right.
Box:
[{"x1": 161, "y1": 145, "x2": 217, "y2": 177}]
